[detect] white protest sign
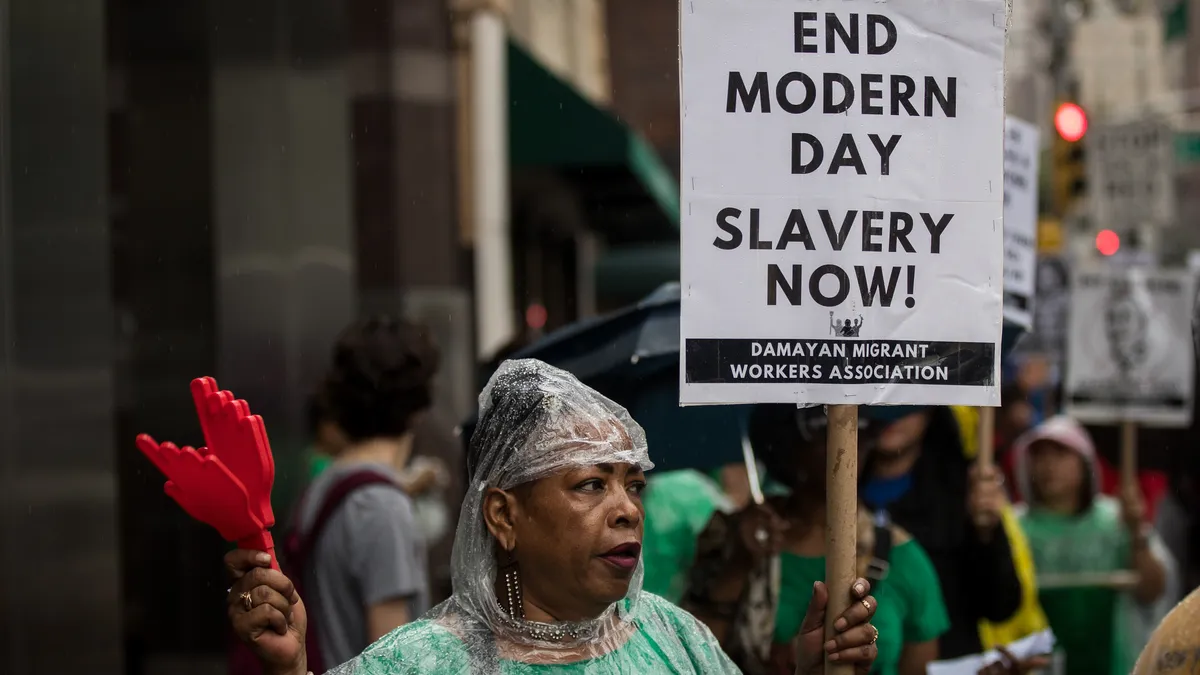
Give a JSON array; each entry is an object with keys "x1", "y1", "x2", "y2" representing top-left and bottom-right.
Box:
[
  {"x1": 679, "y1": 0, "x2": 1006, "y2": 407},
  {"x1": 1003, "y1": 117, "x2": 1039, "y2": 331},
  {"x1": 1086, "y1": 117, "x2": 1175, "y2": 229},
  {"x1": 1065, "y1": 267, "x2": 1195, "y2": 427}
]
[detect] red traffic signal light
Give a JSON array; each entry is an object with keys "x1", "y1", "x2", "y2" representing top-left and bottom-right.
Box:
[
  {"x1": 1096, "y1": 229, "x2": 1120, "y2": 256},
  {"x1": 1055, "y1": 103, "x2": 1088, "y2": 143}
]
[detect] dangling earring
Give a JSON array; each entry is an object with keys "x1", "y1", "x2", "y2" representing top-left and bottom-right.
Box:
[{"x1": 500, "y1": 549, "x2": 524, "y2": 620}]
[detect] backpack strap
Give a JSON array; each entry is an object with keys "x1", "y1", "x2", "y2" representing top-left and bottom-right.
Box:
[
  {"x1": 866, "y1": 510, "x2": 894, "y2": 593},
  {"x1": 290, "y1": 470, "x2": 404, "y2": 567},
  {"x1": 281, "y1": 470, "x2": 404, "y2": 675}
]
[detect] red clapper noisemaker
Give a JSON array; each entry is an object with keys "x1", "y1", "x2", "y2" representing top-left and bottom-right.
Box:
[{"x1": 136, "y1": 377, "x2": 280, "y2": 570}]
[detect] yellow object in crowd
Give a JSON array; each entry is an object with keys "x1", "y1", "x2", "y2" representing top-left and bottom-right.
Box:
[{"x1": 950, "y1": 406, "x2": 1050, "y2": 648}]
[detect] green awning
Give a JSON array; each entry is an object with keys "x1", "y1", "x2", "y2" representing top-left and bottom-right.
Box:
[
  {"x1": 1165, "y1": 1, "x2": 1187, "y2": 42},
  {"x1": 508, "y1": 40, "x2": 679, "y2": 234}
]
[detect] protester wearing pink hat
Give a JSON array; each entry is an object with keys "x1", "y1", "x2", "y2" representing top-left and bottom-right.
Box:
[{"x1": 1011, "y1": 416, "x2": 1169, "y2": 675}]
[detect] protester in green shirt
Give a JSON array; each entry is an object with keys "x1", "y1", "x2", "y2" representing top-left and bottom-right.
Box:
[
  {"x1": 1012, "y1": 415, "x2": 1168, "y2": 675},
  {"x1": 670, "y1": 405, "x2": 948, "y2": 675}
]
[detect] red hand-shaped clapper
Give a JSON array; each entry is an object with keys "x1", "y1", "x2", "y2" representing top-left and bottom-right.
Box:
[{"x1": 136, "y1": 377, "x2": 279, "y2": 569}]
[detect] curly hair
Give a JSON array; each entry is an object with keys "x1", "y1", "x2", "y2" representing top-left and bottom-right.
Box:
[{"x1": 318, "y1": 315, "x2": 440, "y2": 443}]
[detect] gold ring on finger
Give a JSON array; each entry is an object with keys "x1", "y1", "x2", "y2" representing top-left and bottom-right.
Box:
[
  {"x1": 240, "y1": 591, "x2": 253, "y2": 613},
  {"x1": 870, "y1": 625, "x2": 879, "y2": 644},
  {"x1": 861, "y1": 598, "x2": 871, "y2": 613}
]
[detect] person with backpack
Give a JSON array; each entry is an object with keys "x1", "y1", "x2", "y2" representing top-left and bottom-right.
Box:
[{"x1": 275, "y1": 316, "x2": 440, "y2": 672}]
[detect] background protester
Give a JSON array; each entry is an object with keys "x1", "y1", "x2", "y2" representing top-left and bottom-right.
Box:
[
  {"x1": 673, "y1": 405, "x2": 948, "y2": 675},
  {"x1": 286, "y1": 316, "x2": 441, "y2": 668},
  {"x1": 225, "y1": 360, "x2": 881, "y2": 674},
  {"x1": 1012, "y1": 416, "x2": 1170, "y2": 675},
  {"x1": 640, "y1": 468, "x2": 737, "y2": 604},
  {"x1": 861, "y1": 406, "x2": 1030, "y2": 659}
]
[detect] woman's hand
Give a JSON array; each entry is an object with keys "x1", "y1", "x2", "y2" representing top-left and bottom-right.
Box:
[
  {"x1": 976, "y1": 647, "x2": 1050, "y2": 674},
  {"x1": 967, "y1": 463, "x2": 1006, "y2": 538},
  {"x1": 796, "y1": 578, "x2": 878, "y2": 674},
  {"x1": 225, "y1": 549, "x2": 308, "y2": 675}
]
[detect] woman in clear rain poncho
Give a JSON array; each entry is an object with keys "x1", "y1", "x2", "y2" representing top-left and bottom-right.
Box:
[{"x1": 224, "y1": 360, "x2": 881, "y2": 674}]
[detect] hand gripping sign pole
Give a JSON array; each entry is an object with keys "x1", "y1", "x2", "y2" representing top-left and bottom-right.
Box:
[
  {"x1": 825, "y1": 404, "x2": 859, "y2": 675},
  {"x1": 136, "y1": 377, "x2": 280, "y2": 570}
]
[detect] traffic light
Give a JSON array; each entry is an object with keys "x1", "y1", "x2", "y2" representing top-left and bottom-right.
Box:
[
  {"x1": 1096, "y1": 229, "x2": 1119, "y2": 256},
  {"x1": 1052, "y1": 102, "x2": 1088, "y2": 216}
]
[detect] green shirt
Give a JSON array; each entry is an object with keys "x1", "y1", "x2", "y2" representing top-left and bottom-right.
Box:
[
  {"x1": 330, "y1": 593, "x2": 739, "y2": 674},
  {"x1": 1018, "y1": 497, "x2": 1131, "y2": 675},
  {"x1": 640, "y1": 470, "x2": 732, "y2": 603},
  {"x1": 309, "y1": 448, "x2": 333, "y2": 480},
  {"x1": 773, "y1": 541, "x2": 949, "y2": 675}
]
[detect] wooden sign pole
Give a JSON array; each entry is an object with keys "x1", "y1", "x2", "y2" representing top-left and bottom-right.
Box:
[
  {"x1": 1120, "y1": 419, "x2": 1138, "y2": 490},
  {"x1": 825, "y1": 404, "x2": 859, "y2": 675},
  {"x1": 978, "y1": 406, "x2": 996, "y2": 467}
]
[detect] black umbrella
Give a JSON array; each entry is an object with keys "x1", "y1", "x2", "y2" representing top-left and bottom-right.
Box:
[{"x1": 509, "y1": 282, "x2": 682, "y2": 389}]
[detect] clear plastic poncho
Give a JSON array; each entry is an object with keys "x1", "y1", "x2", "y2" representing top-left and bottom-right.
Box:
[{"x1": 327, "y1": 359, "x2": 740, "y2": 674}]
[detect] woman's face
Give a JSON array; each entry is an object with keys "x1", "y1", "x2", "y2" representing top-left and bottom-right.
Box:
[
  {"x1": 1029, "y1": 439, "x2": 1085, "y2": 503},
  {"x1": 503, "y1": 462, "x2": 646, "y2": 620},
  {"x1": 875, "y1": 411, "x2": 930, "y2": 455}
]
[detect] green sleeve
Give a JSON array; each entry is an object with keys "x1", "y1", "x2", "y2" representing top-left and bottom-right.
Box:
[
  {"x1": 890, "y1": 540, "x2": 951, "y2": 644},
  {"x1": 640, "y1": 471, "x2": 730, "y2": 603}
]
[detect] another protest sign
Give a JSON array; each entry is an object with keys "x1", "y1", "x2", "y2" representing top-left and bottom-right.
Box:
[
  {"x1": 1086, "y1": 118, "x2": 1174, "y2": 231},
  {"x1": 1065, "y1": 267, "x2": 1196, "y2": 427},
  {"x1": 679, "y1": 0, "x2": 1007, "y2": 407},
  {"x1": 1003, "y1": 117, "x2": 1040, "y2": 330}
]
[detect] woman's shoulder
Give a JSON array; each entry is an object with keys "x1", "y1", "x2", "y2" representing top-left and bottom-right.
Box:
[
  {"x1": 635, "y1": 592, "x2": 722, "y2": 637},
  {"x1": 637, "y1": 591, "x2": 698, "y2": 622},
  {"x1": 632, "y1": 593, "x2": 742, "y2": 672},
  {"x1": 345, "y1": 619, "x2": 470, "y2": 674}
]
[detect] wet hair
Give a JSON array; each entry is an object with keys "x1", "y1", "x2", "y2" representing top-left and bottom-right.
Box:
[{"x1": 318, "y1": 315, "x2": 439, "y2": 443}]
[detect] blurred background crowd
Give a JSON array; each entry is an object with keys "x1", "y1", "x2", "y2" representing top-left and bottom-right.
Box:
[{"x1": 4, "y1": 0, "x2": 1200, "y2": 673}]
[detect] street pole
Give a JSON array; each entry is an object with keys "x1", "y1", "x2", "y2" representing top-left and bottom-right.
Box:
[{"x1": 454, "y1": 0, "x2": 517, "y2": 361}]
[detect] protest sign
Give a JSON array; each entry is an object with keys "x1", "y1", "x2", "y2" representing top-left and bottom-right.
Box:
[
  {"x1": 679, "y1": 0, "x2": 1006, "y2": 406},
  {"x1": 1065, "y1": 267, "x2": 1196, "y2": 427},
  {"x1": 1015, "y1": 255, "x2": 1070, "y2": 377},
  {"x1": 1086, "y1": 117, "x2": 1175, "y2": 229},
  {"x1": 1003, "y1": 117, "x2": 1039, "y2": 330}
]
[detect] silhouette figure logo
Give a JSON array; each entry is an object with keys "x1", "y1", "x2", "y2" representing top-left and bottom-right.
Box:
[{"x1": 829, "y1": 311, "x2": 864, "y2": 337}]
